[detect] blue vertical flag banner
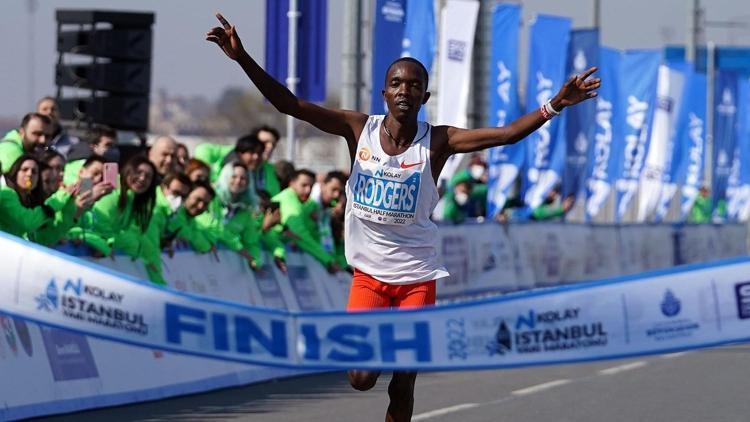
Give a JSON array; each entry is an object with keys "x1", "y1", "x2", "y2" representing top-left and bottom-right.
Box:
[
  {"x1": 401, "y1": 0, "x2": 435, "y2": 122},
  {"x1": 726, "y1": 76, "x2": 750, "y2": 222},
  {"x1": 585, "y1": 47, "x2": 621, "y2": 220},
  {"x1": 638, "y1": 63, "x2": 690, "y2": 222},
  {"x1": 562, "y1": 29, "x2": 600, "y2": 198},
  {"x1": 712, "y1": 70, "x2": 739, "y2": 216},
  {"x1": 485, "y1": 3, "x2": 522, "y2": 218},
  {"x1": 266, "y1": 0, "x2": 328, "y2": 102},
  {"x1": 370, "y1": 0, "x2": 407, "y2": 114},
  {"x1": 612, "y1": 50, "x2": 661, "y2": 220},
  {"x1": 655, "y1": 69, "x2": 706, "y2": 221},
  {"x1": 522, "y1": 15, "x2": 572, "y2": 209}
]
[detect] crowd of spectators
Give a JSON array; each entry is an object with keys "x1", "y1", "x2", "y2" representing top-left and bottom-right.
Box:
[
  {"x1": 0, "y1": 96, "x2": 349, "y2": 285},
  {"x1": 1, "y1": 96, "x2": 722, "y2": 286}
]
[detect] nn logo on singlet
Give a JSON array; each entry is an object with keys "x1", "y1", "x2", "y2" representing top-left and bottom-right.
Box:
[{"x1": 353, "y1": 172, "x2": 420, "y2": 213}]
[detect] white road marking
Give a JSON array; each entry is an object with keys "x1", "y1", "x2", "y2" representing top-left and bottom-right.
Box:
[
  {"x1": 661, "y1": 352, "x2": 688, "y2": 359},
  {"x1": 598, "y1": 361, "x2": 648, "y2": 375},
  {"x1": 412, "y1": 403, "x2": 481, "y2": 421},
  {"x1": 511, "y1": 379, "x2": 572, "y2": 396}
]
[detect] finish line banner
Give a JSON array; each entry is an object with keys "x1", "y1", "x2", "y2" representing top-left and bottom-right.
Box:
[{"x1": 2, "y1": 233, "x2": 750, "y2": 371}]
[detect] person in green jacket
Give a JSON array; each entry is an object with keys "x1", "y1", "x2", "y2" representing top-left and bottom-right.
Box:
[
  {"x1": 194, "y1": 134, "x2": 281, "y2": 196},
  {"x1": 91, "y1": 155, "x2": 165, "y2": 284},
  {"x1": 196, "y1": 162, "x2": 266, "y2": 270},
  {"x1": 32, "y1": 160, "x2": 113, "y2": 247},
  {"x1": 63, "y1": 126, "x2": 119, "y2": 186},
  {"x1": 530, "y1": 186, "x2": 574, "y2": 221},
  {"x1": 39, "y1": 150, "x2": 66, "y2": 194},
  {"x1": 0, "y1": 155, "x2": 60, "y2": 238},
  {"x1": 0, "y1": 113, "x2": 53, "y2": 174},
  {"x1": 66, "y1": 156, "x2": 117, "y2": 255},
  {"x1": 256, "y1": 190, "x2": 288, "y2": 272},
  {"x1": 442, "y1": 175, "x2": 488, "y2": 224},
  {"x1": 185, "y1": 158, "x2": 211, "y2": 184},
  {"x1": 251, "y1": 124, "x2": 281, "y2": 162},
  {"x1": 273, "y1": 169, "x2": 338, "y2": 272},
  {"x1": 689, "y1": 186, "x2": 712, "y2": 223},
  {"x1": 152, "y1": 172, "x2": 193, "y2": 251},
  {"x1": 305, "y1": 170, "x2": 347, "y2": 267},
  {"x1": 165, "y1": 181, "x2": 217, "y2": 254}
]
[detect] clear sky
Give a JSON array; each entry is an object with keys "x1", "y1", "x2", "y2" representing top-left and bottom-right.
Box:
[{"x1": 0, "y1": 0, "x2": 748, "y2": 119}]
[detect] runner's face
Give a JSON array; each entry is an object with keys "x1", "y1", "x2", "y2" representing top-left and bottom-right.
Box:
[{"x1": 382, "y1": 62, "x2": 429, "y2": 119}]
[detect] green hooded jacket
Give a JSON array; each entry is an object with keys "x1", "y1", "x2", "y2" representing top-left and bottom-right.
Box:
[
  {"x1": 0, "y1": 130, "x2": 23, "y2": 175},
  {"x1": 272, "y1": 187, "x2": 334, "y2": 267}
]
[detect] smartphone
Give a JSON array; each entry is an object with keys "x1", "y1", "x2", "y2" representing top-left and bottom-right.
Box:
[
  {"x1": 79, "y1": 177, "x2": 93, "y2": 195},
  {"x1": 103, "y1": 162, "x2": 119, "y2": 188}
]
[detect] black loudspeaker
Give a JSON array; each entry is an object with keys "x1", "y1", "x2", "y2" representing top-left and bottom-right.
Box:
[
  {"x1": 55, "y1": 10, "x2": 154, "y2": 133},
  {"x1": 58, "y1": 96, "x2": 149, "y2": 132}
]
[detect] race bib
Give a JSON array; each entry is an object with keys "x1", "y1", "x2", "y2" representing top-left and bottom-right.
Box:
[{"x1": 351, "y1": 160, "x2": 422, "y2": 225}]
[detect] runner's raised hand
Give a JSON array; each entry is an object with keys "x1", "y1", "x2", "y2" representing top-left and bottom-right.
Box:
[
  {"x1": 206, "y1": 13, "x2": 246, "y2": 60},
  {"x1": 552, "y1": 66, "x2": 601, "y2": 109}
]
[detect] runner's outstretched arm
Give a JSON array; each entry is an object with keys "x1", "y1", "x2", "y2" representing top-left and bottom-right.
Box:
[
  {"x1": 206, "y1": 13, "x2": 367, "y2": 150},
  {"x1": 437, "y1": 67, "x2": 601, "y2": 155}
]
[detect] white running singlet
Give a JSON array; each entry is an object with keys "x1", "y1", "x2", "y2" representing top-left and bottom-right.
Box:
[{"x1": 344, "y1": 115, "x2": 449, "y2": 285}]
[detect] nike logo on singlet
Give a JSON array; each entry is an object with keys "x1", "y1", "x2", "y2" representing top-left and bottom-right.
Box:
[{"x1": 400, "y1": 161, "x2": 423, "y2": 169}]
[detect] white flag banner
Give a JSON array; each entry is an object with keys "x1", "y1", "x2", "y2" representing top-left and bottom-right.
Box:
[
  {"x1": 637, "y1": 64, "x2": 687, "y2": 221},
  {"x1": 436, "y1": 0, "x2": 480, "y2": 185}
]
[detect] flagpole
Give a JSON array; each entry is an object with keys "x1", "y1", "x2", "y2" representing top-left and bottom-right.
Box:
[
  {"x1": 286, "y1": 0, "x2": 300, "y2": 162},
  {"x1": 705, "y1": 41, "x2": 715, "y2": 190}
]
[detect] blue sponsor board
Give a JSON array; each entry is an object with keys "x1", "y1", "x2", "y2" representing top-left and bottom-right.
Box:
[
  {"x1": 735, "y1": 282, "x2": 750, "y2": 319},
  {"x1": 645, "y1": 290, "x2": 700, "y2": 341},
  {"x1": 40, "y1": 326, "x2": 99, "y2": 381}
]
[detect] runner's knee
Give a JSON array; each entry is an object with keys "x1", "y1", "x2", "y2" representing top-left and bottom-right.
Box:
[{"x1": 348, "y1": 370, "x2": 380, "y2": 391}]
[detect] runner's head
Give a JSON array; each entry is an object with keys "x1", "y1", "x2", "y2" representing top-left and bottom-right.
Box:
[{"x1": 382, "y1": 58, "x2": 430, "y2": 120}]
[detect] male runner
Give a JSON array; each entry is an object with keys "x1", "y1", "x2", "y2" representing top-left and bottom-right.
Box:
[{"x1": 207, "y1": 13, "x2": 600, "y2": 422}]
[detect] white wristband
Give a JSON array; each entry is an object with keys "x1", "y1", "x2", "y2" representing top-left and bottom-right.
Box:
[{"x1": 543, "y1": 100, "x2": 560, "y2": 116}]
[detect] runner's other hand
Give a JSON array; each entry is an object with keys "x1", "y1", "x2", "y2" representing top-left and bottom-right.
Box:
[{"x1": 206, "y1": 13, "x2": 246, "y2": 60}]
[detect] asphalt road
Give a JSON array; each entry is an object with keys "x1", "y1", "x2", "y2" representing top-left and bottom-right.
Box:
[{"x1": 35, "y1": 345, "x2": 750, "y2": 422}]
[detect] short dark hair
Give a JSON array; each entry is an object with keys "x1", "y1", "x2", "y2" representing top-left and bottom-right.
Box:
[
  {"x1": 293, "y1": 169, "x2": 316, "y2": 182},
  {"x1": 384, "y1": 57, "x2": 429, "y2": 89},
  {"x1": 235, "y1": 134, "x2": 265, "y2": 155},
  {"x1": 88, "y1": 126, "x2": 117, "y2": 145},
  {"x1": 251, "y1": 125, "x2": 280, "y2": 143},
  {"x1": 20, "y1": 112, "x2": 51, "y2": 129},
  {"x1": 191, "y1": 179, "x2": 216, "y2": 199},
  {"x1": 324, "y1": 170, "x2": 347, "y2": 185},
  {"x1": 161, "y1": 171, "x2": 192, "y2": 189},
  {"x1": 39, "y1": 149, "x2": 65, "y2": 165},
  {"x1": 274, "y1": 160, "x2": 296, "y2": 189},
  {"x1": 83, "y1": 155, "x2": 105, "y2": 168}
]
